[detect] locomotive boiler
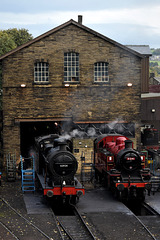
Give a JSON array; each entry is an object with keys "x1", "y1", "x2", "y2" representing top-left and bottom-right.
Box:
[
  {"x1": 94, "y1": 134, "x2": 151, "y2": 201},
  {"x1": 35, "y1": 134, "x2": 85, "y2": 203}
]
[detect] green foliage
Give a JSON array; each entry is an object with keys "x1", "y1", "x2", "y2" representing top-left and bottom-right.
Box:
[
  {"x1": 0, "y1": 28, "x2": 33, "y2": 56},
  {"x1": 149, "y1": 49, "x2": 160, "y2": 76},
  {"x1": 3, "y1": 28, "x2": 33, "y2": 47},
  {"x1": 150, "y1": 66, "x2": 160, "y2": 76},
  {"x1": 150, "y1": 61, "x2": 158, "y2": 67},
  {"x1": 152, "y1": 48, "x2": 160, "y2": 55},
  {"x1": 0, "y1": 31, "x2": 16, "y2": 56}
]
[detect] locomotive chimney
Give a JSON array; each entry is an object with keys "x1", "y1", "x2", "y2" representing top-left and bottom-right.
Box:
[
  {"x1": 59, "y1": 142, "x2": 67, "y2": 151},
  {"x1": 125, "y1": 140, "x2": 133, "y2": 149}
]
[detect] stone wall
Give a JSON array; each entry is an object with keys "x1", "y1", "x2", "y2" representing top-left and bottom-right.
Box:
[{"x1": 2, "y1": 24, "x2": 142, "y2": 161}]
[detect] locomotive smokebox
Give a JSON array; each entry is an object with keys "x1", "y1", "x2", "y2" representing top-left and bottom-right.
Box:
[{"x1": 125, "y1": 140, "x2": 133, "y2": 149}]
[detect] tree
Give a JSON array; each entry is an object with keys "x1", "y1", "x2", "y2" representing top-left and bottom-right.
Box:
[
  {"x1": 0, "y1": 31, "x2": 17, "y2": 56},
  {"x1": 0, "y1": 31, "x2": 17, "y2": 90},
  {"x1": 3, "y1": 28, "x2": 33, "y2": 47},
  {"x1": 152, "y1": 48, "x2": 160, "y2": 55},
  {"x1": 0, "y1": 28, "x2": 33, "y2": 56},
  {"x1": 150, "y1": 62, "x2": 158, "y2": 67}
]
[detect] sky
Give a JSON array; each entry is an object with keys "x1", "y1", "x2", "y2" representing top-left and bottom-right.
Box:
[{"x1": 1, "y1": 0, "x2": 160, "y2": 48}]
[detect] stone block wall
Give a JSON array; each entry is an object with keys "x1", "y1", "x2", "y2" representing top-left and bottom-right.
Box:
[{"x1": 1, "y1": 23, "x2": 142, "y2": 162}]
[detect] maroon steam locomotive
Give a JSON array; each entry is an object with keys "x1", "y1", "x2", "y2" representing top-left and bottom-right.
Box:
[{"x1": 94, "y1": 134, "x2": 151, "y2": 201}]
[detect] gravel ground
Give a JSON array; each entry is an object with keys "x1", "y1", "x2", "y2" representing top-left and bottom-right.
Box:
[
  {"x1": 0, "y1": 177, "x2": 158, "y2": 240},
  {"x1": 0, "y1": 178, "x2": 61, "y2": 240},
  {"x1": 78, "y1": 187, "x2": 157, "y2": 240},
  {"x1": 83, "y1": 212, "x2": 154, "y2": 240}
]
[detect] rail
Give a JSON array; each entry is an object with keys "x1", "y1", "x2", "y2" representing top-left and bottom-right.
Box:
[
  {"x1": 0, "y1": 197, "x2": 52, "y2": 239},
  {"x1": 54, "y1": 204, "x2": 96, "y2": 240}
]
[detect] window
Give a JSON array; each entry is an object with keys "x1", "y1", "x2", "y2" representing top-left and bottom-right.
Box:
[
  {"x1": 34, "y1": 62, "x2": 49, "y2": 83},
  {"x1": 64, "y1": 52, "x2": 79, "y2": 82},
  {"x1": 94, "y1": 62, "x2": 109, "y2": 82}
]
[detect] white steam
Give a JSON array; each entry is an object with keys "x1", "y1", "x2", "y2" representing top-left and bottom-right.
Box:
[{"x1": 58, "y1": 127, "x2": 97, "y2": 142}]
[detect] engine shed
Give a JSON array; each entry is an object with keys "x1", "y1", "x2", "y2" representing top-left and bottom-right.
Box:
[{"x1": 0, "y1": 16, "x2": 151, "y2": 174}]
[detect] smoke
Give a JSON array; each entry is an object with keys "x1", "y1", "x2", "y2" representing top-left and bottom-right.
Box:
[
  {"x1": 98, "y1": 118, "x2": 124, "y2": 133},
  {"x1": 59, "y1": 118, "x2": 135, "y2": 141},
  {"x1": 56, "y1": 130, "x2": 85, "y2": 142},
  {"x1": 71, "y1": 129, "x2": 86, "y2": 138},
  {"x1": 57, "y1": 133, "x2": 72, "y2": 142},
  {"x1": 107, "y1": 119, "x2": 119, "y2": 130},
  {"x1": 87, "y1": 127, "x2": 96, "y2": 137},
  {"x1": 58, "y1": 127, "x2": 97, "y2": 142},
  {"x1": 70, "y1": 127, "x2": 97, "y2": 138}
]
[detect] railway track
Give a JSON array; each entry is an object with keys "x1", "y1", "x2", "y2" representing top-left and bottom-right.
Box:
[
  {"x1": 0, "y1": 196, "x2": 96, "y2": 240},
  {"x1": 126, "y1": 201, "x2": 160, "y2": 240},
  {"x1": 55, "y1": 205, "x2": 96, "y2": 240},
  {"x1": 0, "y1": 220, "x2": 19, "y2": 240},
  {"x1": 0, "y1": 197, "x2": 53, "y2": 240}
]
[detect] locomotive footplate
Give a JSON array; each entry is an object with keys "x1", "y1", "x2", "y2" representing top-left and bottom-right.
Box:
[
  {"x1": 114, "y1": 174, "x2": 151, "y2": 191},
  {"x1": 37, "y1": 173, "x2": 85, "y2": 197},
  {"x1": 115, "y1": 182, "x2": 151, "y2": 189}
]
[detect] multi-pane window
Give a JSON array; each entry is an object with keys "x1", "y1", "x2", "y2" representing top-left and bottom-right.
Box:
[
  {"x1": 94, "y1": 62, "x2": 109, "y2": 82},
  {"x1": 64, "y1": 52, "x2": 79, "y2": 82},
  {"x1": 34, "y1": 62, "x2": 49, "y2": 83}
]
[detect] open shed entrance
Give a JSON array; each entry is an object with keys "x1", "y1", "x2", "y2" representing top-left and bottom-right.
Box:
[{"x1": 20, "y1": 120, "x2": 72, "y2": 157}]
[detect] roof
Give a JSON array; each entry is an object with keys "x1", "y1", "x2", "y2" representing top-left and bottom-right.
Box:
[
  {"x1": 126, "y1": 45, "x2": 152, "y2": 56},
  {"x1": 141, "y1": 93, "x2": 160, "y2": 98},
  {"x1": 0, "y1": 19, "x2": 145, "y2": 60},
  {"x1": 152, "y1": 77, "x2": 160, "y2": 83}
]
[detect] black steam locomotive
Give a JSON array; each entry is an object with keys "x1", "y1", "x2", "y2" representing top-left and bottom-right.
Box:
[
  {"x1": 141, "y1": 126, "x2": 159, "y2": 150},
  {"x1": 94, "y1": 134, "x2": 151, "y2": 201},
  {"x1": 34, "y1": 134, "x2": 84, "y2": 203}
]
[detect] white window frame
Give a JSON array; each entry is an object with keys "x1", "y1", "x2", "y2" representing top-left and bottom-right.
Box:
[
  {"x1": 64, "y1": 52, "x2": 79, "y2": 82},
  {"x1": 94, "y1": 62, "x2": 109, "y2": 82},
  {"x1": 34, "y1": 62, "x2": 49, "y2": 83}
]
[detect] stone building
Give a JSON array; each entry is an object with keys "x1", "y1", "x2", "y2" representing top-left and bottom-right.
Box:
[
  {"x1": 0, "y1": 17, "x2": 151, "y2": 172},
  {"x1": 141, "y1": 80, "x2": 160, "y2": 142}
]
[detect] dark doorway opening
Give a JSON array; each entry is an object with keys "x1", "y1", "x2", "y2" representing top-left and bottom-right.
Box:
[{"x1": 20, "y1": 121, "x2": 64, "y2": 157}]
